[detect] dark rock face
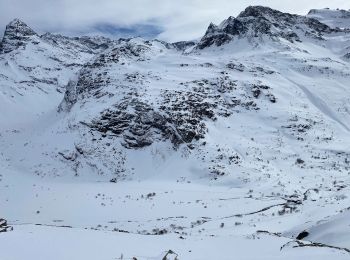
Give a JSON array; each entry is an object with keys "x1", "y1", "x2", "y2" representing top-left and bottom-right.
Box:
[
  {"x1": 75, "y1": 36, "x2": 112, "y2": 51},
  {"x1": 88, "y1": 100, "x2": 174, "y2": 148},
  {"x1": 0, "y1": 218, "x2": 13, "y2": 233},
  {"x1": 0, "y1": 19, "x2": 37, "y2": 54},
  {"x1": 66, "y1": 43, "x2": 151, "y2": 96},
  {"x1": 197, "y1": 6, "x2": 337, "y2": 49},
  {"x1": 172, "y1": 41, "x2": 196, "y2": 51},
  {"x1": 58, "y1": 80, "x2": 78, "y2": 112},
  {"x1": 82, "y1": 43, "x2": 149, "y2": 69},
  {"x1": 41, "y1": 33, "x2": 112, "y2": 54},
  {"x1": 251, "y1": 84, "x2": 276, "y2": 102},
  {"x1": 86, "y1": 96, "x2": 210, "y2": 149},
  {"x1": 296, "y1": 230, "x2": 309, "y2": 240},
  {"x1": 197, "y1": 23, "x2": 233, "y2": 49},
  {"x1": 58, "y1": 39, "x2": 276, "y2": 151},
  {"x1": 305, "y1": 18, "x2": 333, "y2": 34},
  {"x1": 82, "y1": 74, "x2": 263, "y2": 149}
]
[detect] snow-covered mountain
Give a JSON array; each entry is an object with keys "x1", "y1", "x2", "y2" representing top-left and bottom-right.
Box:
[
  {"x1": 308, "y1": 8, "x2": 350, "y2": 29},
  {"x1": 198, "y1": 6, "x2": 339, "y2": 49},
  {"x1": 1, "y1": 6, "x2": 350, "y2": 260}
]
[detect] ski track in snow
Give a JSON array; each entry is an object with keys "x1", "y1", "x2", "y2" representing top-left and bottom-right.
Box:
[{"x1": 286, "y1": 76, "x2": 350, "y2": 132}]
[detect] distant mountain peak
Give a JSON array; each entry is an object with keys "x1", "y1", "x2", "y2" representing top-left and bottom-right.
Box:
[
  {"x1": 1, "y1": 18, "x2": 37, "y2": 54},
  {"x1": 5, "y1": 18, "x2": 37, "y2": 36},
  {"x1": 237, "y1": 5, "x2": 281, "y2": 18},
  {"x1": 197, "y1": 6, "x2": 336, "y2": 49}
]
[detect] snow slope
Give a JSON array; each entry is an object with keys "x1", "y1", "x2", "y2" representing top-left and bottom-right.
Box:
[
  {"x1": 1, "y1": 6, "x2": 350, "y2": 259},
  {"x1": 308, "y1": 8, "x2": 350, "y2": 29}
]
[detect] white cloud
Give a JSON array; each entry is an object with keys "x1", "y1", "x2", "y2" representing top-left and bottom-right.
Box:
[{"x1": 0, "y1": 0, "x2": 349, "y2": 42}]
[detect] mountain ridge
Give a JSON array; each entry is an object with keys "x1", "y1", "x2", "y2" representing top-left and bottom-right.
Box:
[
  {"x1": 197, "y1": 6, "x2": 345, "y2": 49},
  {"x1": 1, "y1": 6, "x2": 350, "y2": 259}
]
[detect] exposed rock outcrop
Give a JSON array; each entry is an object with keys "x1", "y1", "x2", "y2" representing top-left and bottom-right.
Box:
[
  {"x1": 0, "y1": 19, "x2": 37, "y2": 54},
  {"x1": 0, "y1": 218, "x2": 13, "y2": 233}
]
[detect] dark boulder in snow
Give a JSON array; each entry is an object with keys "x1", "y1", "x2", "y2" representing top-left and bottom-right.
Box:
[
  {"x1": 296, "y1": 230, "x2": 309, "y2": 240},
  {"x1": 0, "y1": 218, "x2": 13, "y2": 233}
]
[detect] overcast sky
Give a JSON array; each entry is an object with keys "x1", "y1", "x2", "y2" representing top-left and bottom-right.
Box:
[{"x1": 0, "y1": 0, "x2": 349, "y2": 42}]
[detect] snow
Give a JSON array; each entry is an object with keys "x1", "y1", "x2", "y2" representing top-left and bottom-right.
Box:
[
  {"x1": 308, "y1": 8, "x2": 350, "y2": 29},
  {"x1": 3, "y1": 224, "x2": 350, "y2": 260},
  {"x1": 1, "y1": 6, "x2": 350, "y2": 259},
  {"x1": 1, "y1": 166, "x2": 350, "y2": 259}
]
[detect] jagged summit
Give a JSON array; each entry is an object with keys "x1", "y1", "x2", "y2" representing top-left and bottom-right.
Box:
[
  {"x1": 0, "y1": 18, "x2": 37, "y2": 53},
  {"x1": 197, "y1": 6, "x2": 337, "y2": 49},
  {"x1": 237, "y1": 5, "x2": 284, "y2": 18},
  {"x1": 6, "y1": 18, "x2": 36, "y2": 31}
]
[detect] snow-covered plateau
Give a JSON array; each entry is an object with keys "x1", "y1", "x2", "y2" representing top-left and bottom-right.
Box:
[{"x1": 1, "y1": 5, "x2": 350, "y2": 260}]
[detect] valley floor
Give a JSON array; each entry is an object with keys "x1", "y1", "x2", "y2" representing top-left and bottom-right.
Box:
[{"x1": 1, "y1": 165, "x2": 350, "y2": 259}]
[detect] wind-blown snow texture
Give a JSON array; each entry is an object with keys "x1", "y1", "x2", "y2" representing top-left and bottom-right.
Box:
[{"x1": 1, "y1": 6, "x2": 350, "y2": 260}]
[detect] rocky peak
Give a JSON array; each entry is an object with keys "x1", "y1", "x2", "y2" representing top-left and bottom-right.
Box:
[
  {"x1": 197, "y1": 6, "x2": 336, "y2": 49},
  {"x1": 206, "y1": 23, "x2": 220, "y2": 34},
  {"x1": 238, "y1": 6, "x2": 283, "y2": 19},
  {"x1": 1, "y1": 19, "x2": 37, "y2": 53},
  {"x1": 218, "y1": 16, "x2": 235, "y2": 28},
  {"x1": 5, "y1": 19, "x2": 36, "y2": 36}
]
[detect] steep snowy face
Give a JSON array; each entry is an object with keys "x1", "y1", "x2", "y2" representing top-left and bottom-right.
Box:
[
  {"x1": 0, "y1": 20, "x2": 116, "y2": 127},
  {"x1": 0, "y1": 19, "x2": 113, "y2": 96},
  {"x1": 308, "y1": 8, "x2": 350, "y2": 29},
  {"x1": 49, "y1": 27, "x2": 350, "y2": 184},
  {"x1": 60, "y1": 39, "x2": 246, "y2": 150},
  {"x1": 0, "y1": 8, "x2": 349, "y2": 183},
  {"x1": 41, "y1": 33, "x2": 113, "y2": 54},
  {"x1": 0, "y1": 18, "x2": 113, "y2": 55},
  {"x1": 197, "y1": 6, "x2": 338, "y2": 49},
  {"x1": 0, "y1": 19, "x2": 38, "y2": 54}
]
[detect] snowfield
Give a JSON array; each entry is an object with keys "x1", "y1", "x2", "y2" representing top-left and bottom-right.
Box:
[
  {"x1": 1, "y1": 167, "x2": 350, "y2": 260},
  {"x1": 1, "y1": 6, "x2": 350, "y2": 260}
]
